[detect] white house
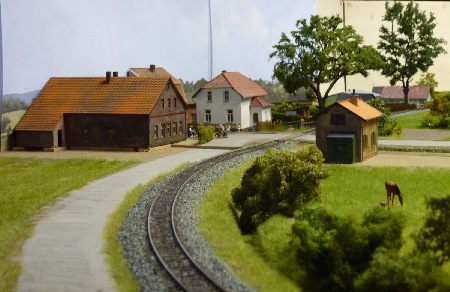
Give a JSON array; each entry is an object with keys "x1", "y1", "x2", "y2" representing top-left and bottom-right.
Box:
[{"x1": 193, "y1": 70, "x2": 272, "y2": 129}]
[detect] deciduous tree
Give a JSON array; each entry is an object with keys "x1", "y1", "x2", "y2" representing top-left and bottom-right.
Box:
[
  {"x1": 270, "y1": 15, "x2": 383, "y2": 110},
  {"x1": 378, "y1": 1, "x2": 447, "y2": 104}
]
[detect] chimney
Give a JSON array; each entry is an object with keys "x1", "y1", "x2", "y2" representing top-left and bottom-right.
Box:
[
  {"x1": 149, "y1": 64, "x2": 156, "y2": 72},
  {"x1": 112, "y1": 71, "x2": 118, "y2": 77},
  {"x1": 106, "y1": 71, "x2": 112, "y2": 83},
  {"x1": 222, "y1": 70, "x2": 227, "y2": 73},
  {"x1": 350, "y1": 95, "x2": 359, "y2": 106}
]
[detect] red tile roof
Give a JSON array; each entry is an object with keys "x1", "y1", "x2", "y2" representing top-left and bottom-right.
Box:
[
  {"x1": 377, "y1": 86, "x2": 431, "y2": 100},
  {"x1": 337, "y1": 97, "x2": 383, "y2": 121},
  {"x1": 15, "y1": 76, "x2": 171, "y2": 131},
  {"x1": 128, "y1": 66, "x2": 187, "y2": 103},
  {"x1": 250, "y1": 96, "x2": 272, "y2": 107},
  {"x1": 200, "y1": 71, "x2": 268, "y2": 98}
]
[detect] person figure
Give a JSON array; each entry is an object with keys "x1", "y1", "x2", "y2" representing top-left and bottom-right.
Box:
[
  {"x1": 225, "y1": 124, "x2": 231, "y2": 133},
  {"x1": 237, "y1": 123, "x2": 241, "y2": 132},
  {"x1": 219, "y1": 124, "x2": 225, "y2": 138},
  {"x1": 188, "y1": 125, "x2": 194, "y2": 137}
]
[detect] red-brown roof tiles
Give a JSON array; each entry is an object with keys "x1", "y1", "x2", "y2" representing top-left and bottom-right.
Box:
[
  {"x1": 377, "y1": 86, "x2": 431, "y2": 100},
  {"x1": 202, "y1": 71, "x2": 268, "y2": 98},
  {"x1": 250, "y1": 96, "x2": 273, "y2": 108},
  {"x1": 15, "y1": 77, "x2": 170, "y2": 131}
]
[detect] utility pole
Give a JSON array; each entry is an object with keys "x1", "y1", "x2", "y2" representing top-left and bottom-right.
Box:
[{"x1": 208, "y1": 0, "x2": 213, "y2": 80}]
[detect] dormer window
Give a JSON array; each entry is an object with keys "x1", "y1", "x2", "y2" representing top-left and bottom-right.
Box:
[
  {"x1": 207, "y1": 91, "x2": 212, "y2": 102},
  {"x1": 224, "y1": 90, "x2": 229, "y2": 102},
  {"x1": 330, "y1": 114, "x2": 345, "y2": 125},
  {"x1": 173, "y1": 98, "x2": 177, "y2": 108},
  {"x1": 167, "y1": 99, "x2": 171, "y2": 109},
  {"x1": 161, "y1": 99, "x2": 165, "y2": 110}
]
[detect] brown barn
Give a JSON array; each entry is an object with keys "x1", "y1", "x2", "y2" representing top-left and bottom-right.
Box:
[
  {"x1": 13, "y1": 72, "x2": 187, "y2": 151},
  {"x1": 315, "y1": 96, "x2": 382, "y2": 163}
]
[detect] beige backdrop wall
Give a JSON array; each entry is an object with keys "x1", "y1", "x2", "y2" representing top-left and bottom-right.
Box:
[{"x1": 316, "y1": 0, "x2": 450, "y2": 95}]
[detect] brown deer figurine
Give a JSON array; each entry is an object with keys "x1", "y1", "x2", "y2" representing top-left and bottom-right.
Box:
[{"x1": 385, "y1": 181, "x2": 404, "y2": 206}]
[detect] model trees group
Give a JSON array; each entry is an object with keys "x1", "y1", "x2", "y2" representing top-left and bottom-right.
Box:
[{"x1": 271, "y1": 1, "x2": 447, "y2": 107}]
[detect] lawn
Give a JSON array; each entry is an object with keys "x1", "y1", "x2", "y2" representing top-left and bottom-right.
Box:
[
  {"x1": 199, "y1": 160, "x2": 450, "y2": 291},
  {"x1": 0, "y1": 157, "x2": 136, "y2": 292},
  {"x1": 394, "y1": 109, "x2": 429, "y2": 129}
]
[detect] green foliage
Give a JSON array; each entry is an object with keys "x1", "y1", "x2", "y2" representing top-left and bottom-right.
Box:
[
  {"x1": 378, "y1": 1, "x2": 447, "y2": 104},
  {"x1": 355, "y1": 248, "x2": 448, "y2": 292},
  {"x1": 181, "y1": 78, "x2": 208, "y2": 99},
  {"x1": 196, "y1": 124, "x2": 214, "y2": 144},
  {"x1": 415, "y1": 195, "x2": 450, "y2": 265},
  {"x1": 270, "y1": 15, "x2": 383, "y2": 110},
  {"x1": 1, "y1": 116, "x2": 11, "y2": 133},
  {"x1": 421, "y1": 92, "x2": 450, "y2": 128},
  {"x1": 2, "y1": 97, "x2": 29, "y2": 113},
  {"x1": 291, "y1": 207, "x2": 405, "y2": 291},
  {"x1": 416, "y1": 72, "x2": 439, "y2": 95},
  {"x1": 366, "y1": 98, "x2": 402, "y2": 136},
  {"x1": 231, "y1": 145, "x2": 329, "y2": 234}
]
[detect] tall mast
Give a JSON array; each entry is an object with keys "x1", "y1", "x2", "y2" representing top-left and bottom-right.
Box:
[
  {"x1": 208, "y1": 0, "x2": 213, "y2": 80},
  {"x1": 0, "y1": 2, "x2": 4, "y2": 151}
]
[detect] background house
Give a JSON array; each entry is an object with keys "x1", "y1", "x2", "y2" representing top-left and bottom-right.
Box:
[
  {"x1": 315, "y1": 96, "x2": 382, "y2": 163},
  {"x1": 193, "y1": 70, "x2": 272, "y2": 130},
  {"x1": 372, "y1": 86, "x2": 432, "y2": 106},
  {"x1": 13, "y1": 72, "x2": 187, "y2": 151}
]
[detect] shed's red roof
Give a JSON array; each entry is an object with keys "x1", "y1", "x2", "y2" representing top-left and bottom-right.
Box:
[{"x1": 15, "y1": 76, "x2": 170, "y2": 131}]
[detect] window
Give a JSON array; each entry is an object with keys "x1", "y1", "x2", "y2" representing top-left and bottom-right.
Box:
[
  {"x1": 205, "y1": 110, "x2": 211, "y2": 122},
  {"x1": 227, "y1": 110, "x2": 233, "y2": 122},
  {"x1": 173, "y1": 98, "x2": 177, "y2": 108},
  {"x1": 167, "y1": 99, "x2": 171, "y2": 109},
  {"x1": 207, "y1": 91, "x2": 212, "y2": 102},
  {"x1": 83, "y1": 129, "x2": 89, "y2": 139},
  {"x1": 179, "y1": 121, "x2": 183, "y2": 134},
  {"x1": 154, "y1": 125, "x2": 159, "y2": 138},
  {"x1": 107, "y1": 129, "x2": 114, "y2": 139},
  {"x1": 363, "y1": 134, "x2": 368, "y2": 150},
  {"x1": 224, "y1": 90, "x2": 229, "y2": 102},
  {"x1": 173, "y1": 122, "x2": 177, "y2": 135},
  {"x1": 167, "y1": 123, "x2": 171, "y2": 136},
  {"x1": 371, "y1": 131, "x2": 377, "y2": 148},
  {"x1": 161, "y1": 99, "x2": 165, "y2": 110},
  {"x1": 161, "y1": 124, "x2": 165, "y2": 137},
  {"x1": 192, "y1": 114, "x2": 197, "y2": 124},
  {"x1": 330, "y1": 114, "x2": 345, "y2": 125}
]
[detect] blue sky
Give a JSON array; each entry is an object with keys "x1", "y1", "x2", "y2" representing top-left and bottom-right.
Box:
[{"x1": 2, "y1": 0, "x2": 315, "y2": 94}]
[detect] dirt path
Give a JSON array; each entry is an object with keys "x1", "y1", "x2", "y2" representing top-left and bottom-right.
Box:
[{"x1": 358, "y1": 151, "x2": 450, "y2": 168}]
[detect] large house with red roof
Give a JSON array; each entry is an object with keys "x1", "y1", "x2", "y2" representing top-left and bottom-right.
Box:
[
  {"x1": 193, "y1": 70, "x2": 272, "y2": 129},
  {"x1": 13, "y1": 72, "x2": 187, "y2": 151},
  {"x1": 315, "y1": 96, "x2": 383, "y2": 163}
]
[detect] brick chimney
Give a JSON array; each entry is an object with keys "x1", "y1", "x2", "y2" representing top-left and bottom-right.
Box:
[
  {"x1": 106, "y1": 71, "x2": 112, "y2": 83},
  {"x1": 149, "y1": 64, "x2": 156, "y2": 72},
  {"x1": 350, "y1": 96, "x2": 359, "y2": 106},
  {"x1": 112, "y1": 71, "x2": 118, "y2": 77}
]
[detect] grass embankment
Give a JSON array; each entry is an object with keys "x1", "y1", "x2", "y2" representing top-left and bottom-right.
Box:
[
  {"x1": 103, "y1": 163, "x2": 189, "y2": 291},
  {"x1": 394, "y1": 109, "x2": 429, "y2": 129},
  {"x1": 199, "y1": 162, "x2": 450, "y2": 291},
  {"x1": 0, "y1": 157, "x2": 136, "y2": 292}
]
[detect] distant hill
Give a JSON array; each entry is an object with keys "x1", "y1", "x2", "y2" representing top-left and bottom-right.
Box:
[{"x1": 4, "y1": 90, "x2": 40, "y2": 104}]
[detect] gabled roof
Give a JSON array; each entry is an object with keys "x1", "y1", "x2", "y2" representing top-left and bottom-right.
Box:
[
  {"x1": 250, "y1": 96, "x2": 273, "y2": 108},
  {"x1": 194, "y1": 71, "x2": 268, "y2": 98},
  {"x1": 15, "y1": 76, "x2": 172, "y2": 131},
  {"x1": 128, "y1": 66, "x2": 187, "y2": 103},
  {"x1": 372, "y1": 86, "x2": 431, "y2": 100},
  {"x1": 337, "y1": 98, "x2": 383, "y2": 121}
]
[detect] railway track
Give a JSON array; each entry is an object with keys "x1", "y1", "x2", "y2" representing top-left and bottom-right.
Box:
[{"x1": 147, "y1": 140, "x2": 283, "y2": 291}]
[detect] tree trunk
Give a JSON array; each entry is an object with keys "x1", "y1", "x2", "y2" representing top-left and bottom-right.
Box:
[{"x1": 403, "y1": 84, "x2": 409, "y2": 104}]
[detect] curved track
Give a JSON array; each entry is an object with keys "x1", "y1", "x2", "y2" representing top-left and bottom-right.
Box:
[{"x1": 147, "y1": 140, "x2": 283, "y2": 291}]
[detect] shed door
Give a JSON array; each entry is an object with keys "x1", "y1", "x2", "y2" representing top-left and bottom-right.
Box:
[{"x1": 326, "y1": 133, "x2": 356, "y2": 164}]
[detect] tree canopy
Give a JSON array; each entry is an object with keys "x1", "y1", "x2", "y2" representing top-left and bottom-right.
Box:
[
  {"x1": 270, "y1": 15, "x2": 383, "y2": 110},
  {"x1": 378, "y1": 1, "x2": 447, "y2": 104}
]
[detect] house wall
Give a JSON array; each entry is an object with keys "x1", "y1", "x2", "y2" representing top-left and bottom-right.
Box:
[
  {"x1": 65, "y1": 114, "x2": 149, "y2": 149},
  {"x1": 240, "y1": 98, "x2": 252, "y2": 128},
  {"x1": 316, "y1": 105, "x2": 380, "y2": 162},
  {"x1": 195, "y1": 88, "x2": 243, "y2": 126},
  {"x1": 316, "y1": 0, "x2": 450, "y2": 94},
  {"x1": 250, "y1": 106, "x2": 272, "y2": 123}
]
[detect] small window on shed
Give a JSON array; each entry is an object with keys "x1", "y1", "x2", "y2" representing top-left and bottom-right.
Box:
[
  {"x1": 161, "y1": 99, "x2": 165, "y2": 110},
  {"x1": 331, "y1": 114, "x2": 345, "y2": 125},
  {"x1": 161, "y1": 124, "x2": 165, "y2": 137},
  {"x1": 173, "y1": 122, "x2": 177, "y2": 135},
  {"x1": 167, "y1": 123, "x2": 171, "y2": 136},
  {"x1": 154, "y1": 125, "x2": 159, "y2": 138},
  {"x1": 179, "y1": 121, "x2": 183, "y2": 134},
  {"x1": 363, "y1": 134, "x2": 368, "y2": 150},
  {"x1": 371, "y1": 131, "x2": 377, "y2": 148}
]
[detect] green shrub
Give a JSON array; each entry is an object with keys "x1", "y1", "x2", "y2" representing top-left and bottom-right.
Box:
[
  {"x1": 291, "y1": 207, "x2": 406, "y2": 291},
  {"x1": 197, "y1": 124, "x2": 214, "y2": 144},
  {"x1": 420, "y1": 114, "x2": 450, "y2": 129},
  {"x1": 366, "y1": 99, "x2": 402, "y2": 136},
  {"x1": 231, "y1": 145, "x2": 329, "y2": 234}
]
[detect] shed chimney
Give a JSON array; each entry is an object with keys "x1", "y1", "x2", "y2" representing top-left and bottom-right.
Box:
[
  {"x1": 106, "y1": 71, "x2": 112, "y2": 83},
  {"x1": 149, "y1": 64, "x2": 156, "y2": 72},
  {"x1": 113, "y1": 71, "x2": 118, "y2": 77}
]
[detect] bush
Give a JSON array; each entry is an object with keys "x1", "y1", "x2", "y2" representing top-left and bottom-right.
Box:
[
  {"x1": 383, "y1": 103, "x2": 417, "y2": 112},
  {"x1": 231, "y1": 145, "x2": 329, "y2": 234},
  {"x1": 366, "y1": 99, "x2": 402, "y2": 136},
  {"x1": 197, "y1": 124, "x2": 214, "y2": 144},
  {"x1": 291, "y1": 207, "x2": 405, "y2": 291},
  {"x1": 420, "y1": 114, "x2": 450, "y2": 129}
]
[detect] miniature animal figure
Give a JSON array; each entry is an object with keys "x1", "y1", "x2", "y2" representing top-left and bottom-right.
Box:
[{"x1": 385, "y1": 181, "x2": 404, "y2": 206}]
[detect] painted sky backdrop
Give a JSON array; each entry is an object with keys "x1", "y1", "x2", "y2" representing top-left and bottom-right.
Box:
[{"x1": 2, "y1": 0, "x2": 315, "y2": 95}]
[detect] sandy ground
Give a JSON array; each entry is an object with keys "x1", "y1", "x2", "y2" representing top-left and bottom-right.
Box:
[{"x1": 357, "y1": 151, "x2": 450, "y2": 168}]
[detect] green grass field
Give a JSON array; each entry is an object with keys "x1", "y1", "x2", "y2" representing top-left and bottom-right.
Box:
[
  {"x1": 394, "y1": 109, "x2": 430, "y2": 129},
  {"x1": 0, "y1": 157, "x2": 136, "y2": 292},
  {"x1": 2, "y1": 110, "x2": 26, "y2": 131},
  {"x1": 199, "y1": 161, "x2": 450, "y2": 291}
]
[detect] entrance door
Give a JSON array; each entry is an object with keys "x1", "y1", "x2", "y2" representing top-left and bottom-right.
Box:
[
  {"x1": 58, "y1": 130, "x2": 63, "y2": 147},
  {"x1": 253, "y1": 113, "x2": 259, "y2": 123}
]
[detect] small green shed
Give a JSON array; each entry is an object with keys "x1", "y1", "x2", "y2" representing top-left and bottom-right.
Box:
[{"x1": 326, "y1": 133, "x2": 357, "y2": 164}]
